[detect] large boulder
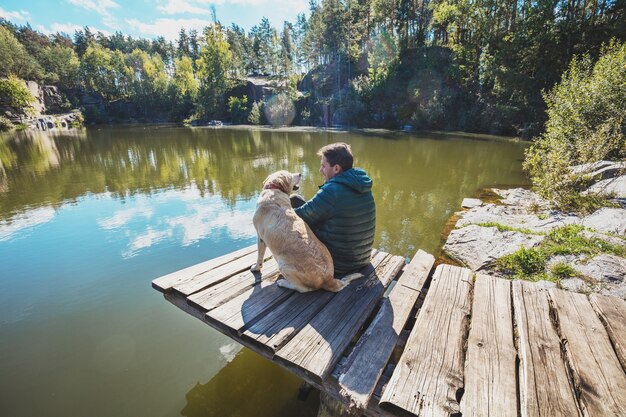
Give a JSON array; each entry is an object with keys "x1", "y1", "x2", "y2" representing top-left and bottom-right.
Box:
[
  {"x1": 581, "y1": 207, "x2": 626, "y2": 236},
  {"x1": 456, "y1": 203, "x2": 581, "y2": 234},
  {"x1": 584, "y1": 175, "x2": 626, "y2": 198},
  {"x1": 443, "y1": 224, "x2": 545, "y2": 271}
]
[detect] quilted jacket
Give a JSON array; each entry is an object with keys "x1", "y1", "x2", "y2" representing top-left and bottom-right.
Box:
[{"x1": 295, "y1": 168, "x2": 376, "y2": 275}]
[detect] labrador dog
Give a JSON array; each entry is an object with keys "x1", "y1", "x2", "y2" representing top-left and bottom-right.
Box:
[{"x1": 251, "y1": 170, "x2": 362, "y2": 292}]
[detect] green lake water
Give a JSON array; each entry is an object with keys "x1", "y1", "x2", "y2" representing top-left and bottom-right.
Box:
[{"x1": 0, "y1": 125, "x2": 529, "y2": 417}]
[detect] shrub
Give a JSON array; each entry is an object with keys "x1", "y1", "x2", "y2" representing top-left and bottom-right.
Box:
[
  {"x1": 228, "y1": 95, "x2": 249, "y2": 124},
  {"x1": 0, "y1": 115, "x2": 14, "y2": 131},
  {"x1": 497, "y1": 247, "x2": 547, "y2": 278},
  {"x1": 248, "y1": 101, "x2": 263, "y2": 125},
  {"x1": 524, "y1": 40, "x2": 626, "y2": 211},
  {"x1": 0, "y1": 75, "x2": 35, "y2": 111}
]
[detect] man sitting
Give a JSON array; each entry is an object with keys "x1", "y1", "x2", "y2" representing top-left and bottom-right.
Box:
[{"x1": 293, "y1": 142, "x2": 376, "y2": 276}]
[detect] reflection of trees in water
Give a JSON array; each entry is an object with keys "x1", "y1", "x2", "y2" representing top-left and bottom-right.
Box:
[
  {"x1": 0, "y1": 127, "x2": 321, "y2": 218},
  {"x1": 181, "y1": 348, "x2": 318, "y2": 417},
  {"x1": 0, "y1": 127, "x2": 528, "y2": 257}
]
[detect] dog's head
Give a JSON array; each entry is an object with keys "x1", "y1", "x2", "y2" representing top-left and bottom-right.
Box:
[{"x1": 263, "y1": 170, "x2": 301, "y2": 194}]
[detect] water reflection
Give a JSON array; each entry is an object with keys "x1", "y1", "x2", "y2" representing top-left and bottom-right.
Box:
[
  {"x1": 0, "y1": 126, "x2": 529, "y2": 256},
  {"x1": 0, "y1": 126, "x2": 529, "y2": 417},
  {"x1": 181, "y1": 348, "x2": 318, "y2": 417}
]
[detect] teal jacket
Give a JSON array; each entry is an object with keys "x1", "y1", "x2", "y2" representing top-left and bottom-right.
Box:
[{"x1": 295, "y1": 168, "x2": 376, "y2": 275}]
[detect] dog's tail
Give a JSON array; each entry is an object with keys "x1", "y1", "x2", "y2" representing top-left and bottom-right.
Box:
[{"x1": 322, "y1": 272, "x2": 364, "y2": 292}]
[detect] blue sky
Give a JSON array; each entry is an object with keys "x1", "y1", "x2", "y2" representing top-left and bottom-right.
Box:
[{"x1": 0, "y1": 0, "x2": 309, "y2": 40}]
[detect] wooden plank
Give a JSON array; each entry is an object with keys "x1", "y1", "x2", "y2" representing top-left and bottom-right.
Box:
[
  {"x1": 460, "y1": 274, "x2": 517, "y2": 417},
  {"x1": 379, "y1": 264, "x2": 472, "y2": 417},
  {"x1": 549, "y1": 288, "x2": 626, "y2": 416},
  {"x1": 205, "y1": 273, "x2": 294, "y2": 337},
  {"x1": 589, "y1": 293, "x2": 626, "y2": 372},
  {"x1": 187, "y1": 259, "x2": 280, "y2": 312},
  {"x1": 174, "y1": 250, "x2": 271, "y2": 296},
  {"x1": 151, "y1": 244, "x2": 256, "y2": 292},
  {"x1": 242, "y1": 250, "x2": 385, "y2": 354},
  {"x1": 274, "y1": 253, "x2": 406, "y2": 383},
  {"x1": 336, "y1": 250, "x2": 435, "y2": 411},
  {"x1": 512, "y1": 280, "x2": 579, "y2": 417}
]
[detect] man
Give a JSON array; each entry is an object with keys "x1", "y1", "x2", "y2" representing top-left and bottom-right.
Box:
[{"x1": 293, "y1": 142, "x2": 376, "y2": 276}]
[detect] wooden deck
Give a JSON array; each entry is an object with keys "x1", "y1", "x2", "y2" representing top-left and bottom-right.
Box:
[{"x1": 153, "y1": 245, "x2": 626, "y2": 417}]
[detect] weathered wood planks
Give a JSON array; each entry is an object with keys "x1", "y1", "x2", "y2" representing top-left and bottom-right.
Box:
[
  {"x1": 187, "y1": 259, "x2": 280, "y2": 312},
  {"x1": 242, "y1": 251, "x2": 385, "y2": 354},
  {"x1": 461, "y1": 274, "x2": 517, "y2": 417},
  {"x1": 336, "y1": 250, "x2": 435, "y2": 411},
  {"x1": 151, "y1": 244, "x2": 256, "y2": 292},
  {"x1": 274, "y1": 253, "x2": 406, "y2": 384},
  {"x1": 589, "y1": 293, "x2": 626, "y2": 372},
  {"x1": 512, "y1": 280, "x2": 579, "y2": 417},
  {"x1": 379, "y1": 264, "x2": 473, "y2": 417},
  {"x1": 174, "y1": 250, "x2": 270, "y2": 296},
  {"x1": 549, "y1": 288, "x2": 626, "y2": 416}
]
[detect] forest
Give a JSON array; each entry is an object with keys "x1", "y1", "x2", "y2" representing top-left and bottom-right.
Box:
[{"x1": 0, "y1": 0, "x2": 625, "y2": 136}]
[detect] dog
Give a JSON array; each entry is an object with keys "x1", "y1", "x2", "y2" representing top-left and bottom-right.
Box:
[{"x1": 250, "y1": 170, "x2": 362, "y2": 292}]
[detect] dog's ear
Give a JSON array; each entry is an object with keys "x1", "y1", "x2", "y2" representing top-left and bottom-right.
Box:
[{"x1": 275, "y1": 171, "x2": 292, "y2": 194}]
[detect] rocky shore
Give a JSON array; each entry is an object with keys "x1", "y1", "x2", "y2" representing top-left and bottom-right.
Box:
[{"x1": 443, "y1": 161, "x2": 626, "y2": 299}]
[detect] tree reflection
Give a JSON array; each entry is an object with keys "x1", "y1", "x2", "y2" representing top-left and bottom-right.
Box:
[{"x1": 0, "y1": 127, "x2": 529, "y2": 257}]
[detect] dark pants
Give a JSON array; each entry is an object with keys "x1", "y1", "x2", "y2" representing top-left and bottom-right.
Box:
[{"x1": 290, "y1": 194, "x2": 306, "y2": 209}]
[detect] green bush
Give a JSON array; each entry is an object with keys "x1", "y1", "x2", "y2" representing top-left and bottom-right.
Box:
[
  {"x1": 0, "y1": 75, "x2": 35, "y2": 111},
  {"x1": 227, "y1": 95, "x2": 249, "y2": 124},
  {"x1": 0, "y1": 115, "x2": 14, "y2": 131},
  {"x1": 497, "y1": 247, "x2": 547, "y2": 278},
  {"x1": 248, "y1": 101, "x2": 263, "y2": 125},
  {"x1": 524, "y1": 40, "x2": 626, "y2": 211}
]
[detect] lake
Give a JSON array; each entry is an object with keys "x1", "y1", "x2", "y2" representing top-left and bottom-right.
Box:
[{"x1": 0, "y1": 125, "x2": 529, "y2": 417}]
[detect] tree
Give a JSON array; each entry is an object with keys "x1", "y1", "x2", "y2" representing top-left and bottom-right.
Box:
[
  {"x1": 38, "y1": 45, "x2": 81, "y2": 88},
  {"x1": 228, "y1": 95, "x2": 249, "y2": 123},
  {"x1": 196, "y1": 24, "x2": 233, "y2": 115},
  {"x1": 0, "y1": 26, "x2": 43, "y2": 80},
  {"x1": 524, "y1": 41, "x2": 626, "y2": 210}
]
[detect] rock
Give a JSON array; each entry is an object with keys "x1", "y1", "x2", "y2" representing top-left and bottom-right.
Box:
[
  {"x1": 461, "y1": 198, "x2": 482, "y2": 208},
  {"x1": 580, "y1": 230, "x2": 626, "y2": 247},
  {"x1": 457, "y1": 203, "x2": 581, "y2": 234},
  {"x1": 570, "y1": 160, "x2": 626, "y2": 180},
  {"x1": 581, "y1": 207, "x2": 626, "y2": 236},
  {"x1": 443, "y1": 225, "x2": 545, "y2": 271},
  {"x1": 584, "y1": 175, "x2": 626, "y2": 198},
  {"x1": 492, "y1": 187, "x2": 550, "y2": 209},
  {"x1": 560, "y1": 277, "x2": 592, "y2": 293},
  {"x1": 574, "y1": 254, "x2": 626, "y2": 284}
]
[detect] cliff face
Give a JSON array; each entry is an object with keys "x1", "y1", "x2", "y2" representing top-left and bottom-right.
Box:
[{"x1": 1, "y1": 80, "x2": 83, "y2": 131}]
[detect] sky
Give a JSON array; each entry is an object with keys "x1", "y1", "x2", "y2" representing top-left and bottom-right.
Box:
[{"x1": 0, "y1": 0, "x2": 310, "y2": 40}]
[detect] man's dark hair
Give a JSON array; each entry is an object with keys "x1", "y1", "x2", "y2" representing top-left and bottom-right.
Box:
[{"x1": 317, "y1": 142, "x2": 353, "y2": 171}]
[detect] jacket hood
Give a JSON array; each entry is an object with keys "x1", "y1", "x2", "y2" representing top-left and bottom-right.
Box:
[{"x1": 327, "y1": 168, "x2": 373, "y2": 193}]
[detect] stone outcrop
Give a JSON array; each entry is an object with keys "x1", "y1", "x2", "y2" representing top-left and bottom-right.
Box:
[
  {"x1": 443, "y1": 162, "x2": 626, "y2": 299},
  {"x1": 2, "y1": 79, "x2": 83, "y2": 131},
  {"x1": 444, "y1": 225, "x2": 545, "y2": 270}
]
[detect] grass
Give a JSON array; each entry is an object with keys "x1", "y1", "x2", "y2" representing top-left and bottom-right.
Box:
[
  {"x1": 474, "y1": 222, "x2": 540, "y2": 235},
  {"x1": 496, "y1": 224, "x2": 625, "y2": 281}
]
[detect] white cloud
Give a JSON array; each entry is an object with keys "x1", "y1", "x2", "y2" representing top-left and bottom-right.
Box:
[
  {"x1": 167, "y1": 203, "x2": 256, "y2": 246},
  {"x1": 98, "y1": 205, "x2": 154, "y2": 230},
  {"x1": 67, "y1": 0, "x2": 119, "y2": 30},
  {"x1": 157, "y1": 0, "x2": 211, "y2": 15},
  {"x1": 67, "y1": 0, "x2": 119, "y2": 15},
  {"x1": 123, "y1": 228, "x2": 173, "y2": 257},
  {"x1": 0, "y1": 7, "x2": 30, "y2": 22},
  {"x1": 37, "y1": 22, "x2": 112, "y2": 37},
  {"x1": 126, "y1": 17, "x2": 210, "y2": 40},
  {"x1": 0, "y1": 207, "x2": 56, "y2": 242}
]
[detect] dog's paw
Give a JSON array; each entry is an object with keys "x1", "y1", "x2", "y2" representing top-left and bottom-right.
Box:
[
  {"x1": 276, "y1": 279, "x2": 288, "y2": 288},
  {"x1": 250, "y1": 264, "x2": 262, "y2": 272}
]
